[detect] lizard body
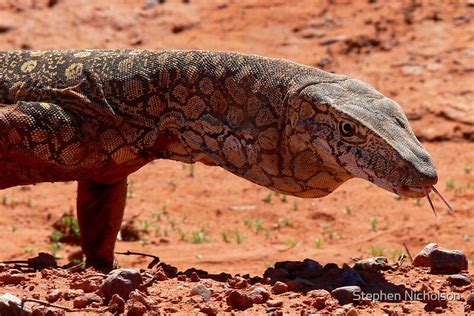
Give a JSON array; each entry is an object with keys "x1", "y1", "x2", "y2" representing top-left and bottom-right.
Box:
[{"x1": 0, "y1": 50, "x2": 438, "y2": 270}]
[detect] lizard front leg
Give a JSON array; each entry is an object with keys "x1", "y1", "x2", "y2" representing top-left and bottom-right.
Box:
[{"x1": 76, "y1": 178, "x2": 127, "y2": 272}]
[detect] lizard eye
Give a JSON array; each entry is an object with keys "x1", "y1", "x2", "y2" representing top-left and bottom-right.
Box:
[{"x1": 338, "y1": 121, "x2": 356, "y2": 137}]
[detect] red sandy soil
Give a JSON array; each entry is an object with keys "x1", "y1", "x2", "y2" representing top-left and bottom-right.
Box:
[{"x1": 0, "y1": 0, "x2": 473, "y2": 314}]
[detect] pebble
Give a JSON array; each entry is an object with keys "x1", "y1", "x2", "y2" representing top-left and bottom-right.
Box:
[
  {"x1": 346, "y1": 307, "x2": 359, "y2": 316},
  {"x1": 73, "y1": 296, "x2": 89, "y2": 309},
  {"x1": 353, "y1": 257, "x2": 389, "y2": 270},
  {"x1": 190, "y1": 284, "x2": 211, "y2": 301},
  {"x1": 100, "y1": 268, "x2": 143, "y2": 300},
  {"x1": 45, "y1": 290, "x2": 61, "y2": 303},
  {"x1": 249, "y1": 287, "x2": 270, "y2": 304},
  {"x1": 228, "y1": 276, "x2": 248, "y2": 289},
  {"x1": 177, "y1": 274, "x2": 187, "y2": 281},
  {"x1": 0, "y1": 293, "x2": 32, "y2": 315},
  {"x1": 413, "y1": 243, "x2": 468, "y2": 273},
  {"x1": 413, "y1": 243, "x2": 439, "y2": 267},
  {"x1": 190, "y1": 271, "x2": 200, "y2": 282},
  {"x1": 70, "y1": 278, "x2": 99, "y2": 293},
  {"x1": 266, "y1": 299, "x2": 283, "y2": 308},
  {"x1": 108, "y1": 294, "x2": 125, "y2": 314},
  {"x1": 126, "y1": 300, "x2": 147, "y2": 316},
  {"x1": 447, "y1": 274, "x2": 471, "y2": 286},
  {"x1": 466, "y1": 292, "x2": 474, "y2": 307},
  {"x1": 225, "y1": 290, "x2": 253, "y2": 310},
  {"x1": 306, "y1": 289, "x2": 330, "y2": 310},
  {"x1": 330, "y1": 286, "x2": 362, "y2": 305},
  {"x1": 0, "y1": 272, "x2": 29, "y2": 285},
  {"x1": 272, "y1": 281, "x2": 288, "y2": 294},
  {"x1": 200, "y1": 303, "x2": 218, "y2": 316}
]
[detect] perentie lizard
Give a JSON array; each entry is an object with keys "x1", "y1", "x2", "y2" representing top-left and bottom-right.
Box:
[{"x1": 0, "y1": 50, "x2": 443, "y2": 271}]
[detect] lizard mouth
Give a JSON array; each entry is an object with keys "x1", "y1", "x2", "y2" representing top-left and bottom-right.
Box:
[{"x1": 403, "y1": 185, "x2": 454, "y2": 217}]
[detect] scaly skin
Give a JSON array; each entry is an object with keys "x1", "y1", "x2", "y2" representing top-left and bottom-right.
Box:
[{"x1": 0, "y1": 50, "x2": 438, "y2": 270}]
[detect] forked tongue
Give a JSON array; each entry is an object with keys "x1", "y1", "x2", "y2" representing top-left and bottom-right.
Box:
[{"x1": 422, "y1": 185, "x2": 454, "y2": 217}]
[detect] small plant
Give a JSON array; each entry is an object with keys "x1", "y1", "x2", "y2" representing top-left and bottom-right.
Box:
[
  {"x1": 169, "y1": 219, "x2": 177, "y2": 231},
  {"x1": 2, "y1": 194, "x2": 7, "y2": 206},
  {"x1": 50, "y1": 230, "x2": 64, "y2": 257},
  {"x1": 167, "y1": 179, "x2": 177, "y2": 188},
  {"x1": 285, "y1": 239, "x2": 298, "y2": 248},
  {"x1": 393, "y1": 195, "x2": 401, "y2": 201},
  {"x1": 254, "y1": 218, "x2": 264, "y2": 234},
  {"x1": 344, "y1": 205, "x2": 352, "y2": 215},
  {"x1": 244, "y1": 218, "x2": 253, "y2": 227},
  {"x1": 321, "y1": 224, "x2": 335, "y2": 240},
  {"x1": 234, "y1": 230, "x2": 244, "y2": 244},
  {"x1": 22, "y1": 246, "x2": 35, "y2": 254},
  {"x1": 11, "y1": 225, "x2": 17, "y2": 232},
  {"x1": 292, "y1": 200, "x2": 298, "y2": 211},
  {"x1": 369, "y1": 217, "x2": 379, "y2": 232},
  {"x1": 414, "y1": 198, "x2": 421, "y2": 207},
  {"x1": 314, "y1": 238, "x2": 322, "y2": 249},
  {"x1": 141, "y1": 220, "x2": 151, "y2": 232},
  {"x1": 177, "y1": 228, "x2": 188, "y2": 241},
  {"x1": 280, "y1": 194, "x2": 288, "y2": 202},
  {"x1": 445, "y1": 178, "x2": 456, "y2": 190},
  {"x1": 221, "y1": 231, "x2": 231, "y2": 243},
  {"x1": 192, "y1": 229, "x2": 210, "y2": 244},
  {"x1": 263, "y1": 192, "x2": 273, "y2": 204},
  {"x1": 189, "y1": 164, "x2": 195, "y2": 177},
  {"x1": 127, "y1": 179, "x2": 136, "y2": 198},
  {"x1": 274, "y1": 217, "x2": 291, "y2": 230},
  {"x1": 370, "y1": 245, "x2": 384, "y2": 257}
]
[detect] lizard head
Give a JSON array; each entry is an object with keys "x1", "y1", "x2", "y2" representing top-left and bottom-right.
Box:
[{"x1": 287, "y1": 77, "x2": 438, "y2": 199}]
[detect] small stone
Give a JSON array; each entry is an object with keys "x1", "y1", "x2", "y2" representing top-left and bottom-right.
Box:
[
  {"x1": 84, "y1": 293, "x2": 102, "y2": 305},
  {"x1": 46, "y1": 290, "x2": 61, "y2": 303},
  {"x1": 200, "y1": 303, "x2": 218, "y2": 316},
  {"x1": 155, "y1": 270, "x2": 168, "y2": 281},
  {"x1": 226, "y1": 290, "x2": 253, "y2": 310},
  {"x1": 126, "y1": 300, "x2": 147, "y2": 316},
  {"x1": 249, "y1": 287, "x2": 270, "y2": 304},
  {"x1": 177, "y1": 274, "x2": 187, "y2": 281},
  {"x1": 266, "y1": 299, "x2": 283, "y2": 308},
  {"x1": 341, "y1": 264, "x2": 365, "y2": 286},
  {"x1": 129, "y1": 290, "x2": 152, "y2": 309},
  {"x1": 63, "y1": 289, "x2": 83, "y2": 300},
  {"x1": 190, "y1": 271, "x2": 200, "y2": 282},
  {"x1": 413, "y1": 243, "x2": 439, "y2": 267},
  {"x1": 306, "y1": 289, "x2": 330, "y2": 310},
  {"x1": 190, "y1": 284, "x2": 211, "y2": 301},
  {"x1": 323, "y1": 263, "x2": 339, "y2": 271},
  {"x1": 0, "y1": 272, "x2": 29, "y2": 284},
  {"x1": 73, "y1": 296, "x2": 89, "y2": 309},
  {"x1": 346, "y1": 307, "x2": 359, "y2": 316},
  {"x1": 0, "y1": 293, "x2": 32, "y2": 315},
  {"x1": 272, "y1": 281, "x2": 288, "y2": 294},
  {"x1": 70, "y1": 279, "x2": 99, "y2": 293},
  {"x1": 447, "y1": 274, "x2": 471, "y2": 286},
  {"x1": 100, "y1": 268, "x2": 143, "y2": 300},
  {"x1": 228, "y1": 277, "x2": 248, "y2": 289},
  {"x1": 428, "y1": 248, "x2": 468, "y2": 273},
  {"x1": 109, "y1": 294, "x2": 125, "y2": 314},
  {"x1": 466, "y1": 292, "x2": 474, "y2": 307},
  {"x1": 353, "y1": 257, "x2": 389, "y2": 270},
  {"x1": 331, "y1": 286, "x2": 362, "y2": 305}
]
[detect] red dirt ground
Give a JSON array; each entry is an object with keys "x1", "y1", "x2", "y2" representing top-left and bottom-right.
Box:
[{"x1": 0, "y1": 0, "x2": 473, "y2": 314}]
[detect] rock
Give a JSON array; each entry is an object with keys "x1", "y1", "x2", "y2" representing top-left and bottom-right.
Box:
[
  {"x1": 413, "y1": 244, "x2": 468, "y2": 273},
  {"x1": 84, "y1": 293, "x2": 102, "y2": 305},
  {"x1": 428, "y1": 248, "x2": 468, "y2": 273},
  {"x1": 346, "y1": 307, "x2": 359, "y2": 316},
  {"x1": 466, "y1": 292, "x2": 474, "y2": 307},
  {"x1": 200, "y1": 303, "x2": 218, "y2": 315},
  {"x1": 423, "y1": 294, "x2": 448, "y2": 310},
  {"x1": 263, "y1": 268, "x2": 289, "y2": 282},
  {"x1": 228, "y1": 276, "x2": 248, "y2": 289},
  {"x1": 73, "y1": 296, "x2": 89, "y2": 309},
  {"x1": 100, "y1": 268, "x2": 143, "y2": 300},
  {"x1": 45, "y1": 290, "x2": 61, "y2": 303},
  {"x1": 266, "y1": 299, "x2": 283, "y2": 308},
  {"x1": 341, "y1": 264, "x2": 365, "y2": 286},
  {"x1": 249, "y1": 287, "x2": 270, "y2": 304},
  {"x1": 177, "y1": 274, "x2": 187, "y2": 281},
  {"x1": 70, "y1": 278, "x2": 99, "y2": 293},
  {"x1": 31, "y1": 305, "x2": 66, "y2": 316},
  {"x1": 0, "y1": 272, "x2": 29, "y2": 284},
  {"x1": 353, "y1": 257, "x2": 390, "y2": 270},
  {"x1": 413, "y1": 243, "x2": 439, "y2": 267},
  {"x1": 447, "y1": 274, "x2": 471, "y2": 286},
  {"x1": 63, "y1": 289, "x2": 83, "y2": 300},
  {"x1": 323, "y1": 263, "x2": 339, "y2": 271},
  {"x1": 109, "y1": 294, "x2": 126, "y2": 314},
  {"x1": 272, "y1": 281, "x2": 288, "y2": 294},
  {"x1": 331, "y1": 286, "x2": 362, "y2": 305},
  {"x1": 129, "y1": 290, "x2": 152, "y2": 309},
  {"x1": 190, "y1": 271, "x2": 200, "y2": 282},
  {"x1": 190, "y1": 284, "x2": 211, "y2": 301},
  {"x1": 305, "y1": 289, "x2": 330, "y2": 310},
  {"x1": 0, "y1": 293, "x2": 32, "y2": 315},
  {"x1": 286, "y1": 279, "x2": 303, "y2": 291},
  {"x1": 226, "y1": 290, "x2": 253, "y2": 310},
  {"x1": 126, "y1": 300, "x2": 147, "y2": 316}
]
